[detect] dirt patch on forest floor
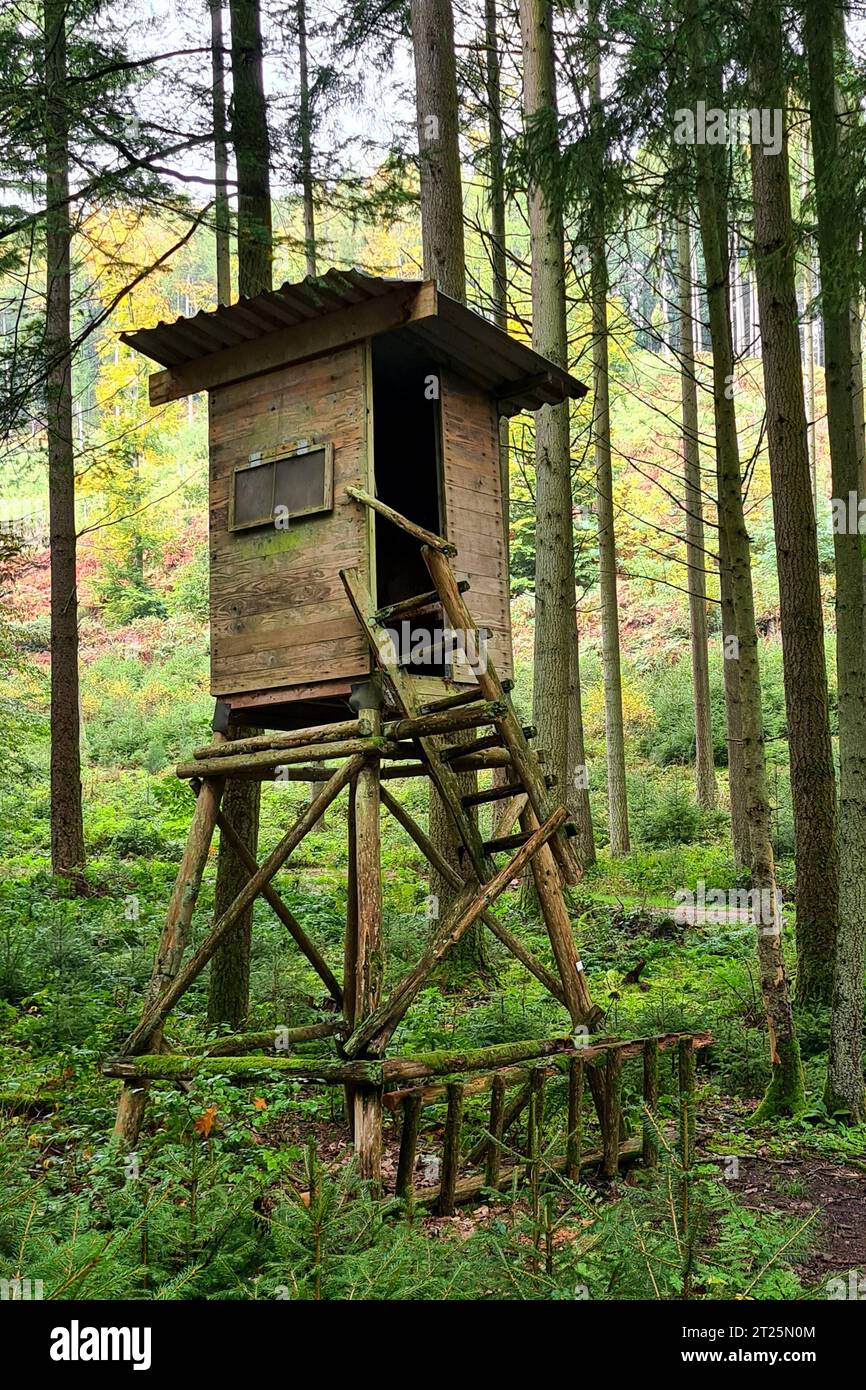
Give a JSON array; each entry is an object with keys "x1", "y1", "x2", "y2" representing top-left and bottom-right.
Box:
[
  {"x1": 718, "y1": 1155, "x2": 866, "y2": 1286},
  {"x1": 697, "y1": 1098, "x2": 866, "y2": 1286}
]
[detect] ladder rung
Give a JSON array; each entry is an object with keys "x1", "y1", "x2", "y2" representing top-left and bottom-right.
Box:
[
  {"x1": 441, "y1": 733, "x2": 501, "y2": 761},
  {"x1": 461, "y1": 781, "x2": 524, "y2": 808},
  {"x1": 420, "y1": 688, "x2": 487, "y2": 715},
  {"x1": 373, "y1": 580, "x2": 469, "y2": 625},
  {"x1": 441, "y1": 723, "x2": 534, "y2": 763},
  {"x1": 397, "y1": 626, "x2": 493, "y2": 669},
  {"x1": 482, "y1": 831, "x2": 531, "y2": 855},
  {"x1": 419, "y1": 676, "x2": 512, "y2": 717}
]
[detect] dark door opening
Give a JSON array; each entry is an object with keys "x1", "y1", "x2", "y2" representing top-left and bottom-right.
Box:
[{"x1": 371, "y1": 333, "x2": 447, "y2": 675}]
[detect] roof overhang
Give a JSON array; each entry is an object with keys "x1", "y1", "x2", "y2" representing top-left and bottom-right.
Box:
[{"x1": 120, "y1": 268, "x2": 588, "y2": 415}]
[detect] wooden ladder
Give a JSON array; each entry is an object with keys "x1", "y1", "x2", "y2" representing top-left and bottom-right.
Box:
[{"x1": 340, "y1": 547, "x2": 582, "y2": 890}]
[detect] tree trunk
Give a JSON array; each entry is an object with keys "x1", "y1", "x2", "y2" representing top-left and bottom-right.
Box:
[
  {"x1": 676, "y1": 215, "x2": 717, "y2": 810},
  {"x1": 718, "y1": 531, "x2": 750, "y2": 867},
  {"x1": 297, "y1": 0, "x2": 316, "y2": 277},
  {"x1": 210, "y1": 0, "x2": 231, "y2": 305},
  {"x1": 208, "y1": 0, "x2": 272, "y2": 1026},
  {"x1": 750, "y1": 0, "x2": 838, "y2": 1008},
  {"x1": 567, "y1": 618, "x2": 596, "y2": 867},
  {"x1": 207, "y1": 772, "x2": 260, "y2": 1028},
  {"x1": 229, "y1": 0, "x2": 272, "y2": 298},
  {"x1": 410, "y1": 0, "x2": 466, "y2": 301},
  {"x1": 805, "y1": 0, "x2": 866, "y2": 1121},
  {"x1": 588, "y1": 7, "x2": 629, "y2": 854},
  {"x1": 519, "y1": 0, "x2": 576, "y2": 822},
  {"x1": 484, "y1": 0, "x2": 510, "y2": 541},
  {"x1": 411, "y1": 0, "x2": 487, "y2": 974},
  {"x1": 484, "y1": 0, "x2": 512, "y2": 814},
  {"x1": 689, "y1": 4, "x2": 804, "y2": 1119},
  {"x1": 45, "y1": 0, "x2": 85, "y2": 876},
  {"x1": 799, "y1": 132, "x2": 817, "y2": 507}
]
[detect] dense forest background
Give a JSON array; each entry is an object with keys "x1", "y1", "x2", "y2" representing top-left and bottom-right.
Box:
[{"x1": 0, "y1": 0, "x2": 864, "y2": 1303}]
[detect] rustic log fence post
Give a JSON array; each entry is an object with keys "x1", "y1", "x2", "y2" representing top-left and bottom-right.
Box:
[
  {"x1": 437, "y1": 1081, "x2": 465, "y2": 1216},
  {"x1": 678, "y1": 1037, "x2": 696, "y2": 1238},
  {"x1": 642, "y1": 1038, "x2": 659, "y2": 1168},
  {"x1": 396, "y1": 1091, "x2": 424, "y2": 1206},
  {"x1": 601, "y1": 1049, "x2": 623, "y2": 1179},
  {"x1": 566, "y1": 1055, "x2": 584, "y2": 1180},
  {"x1": 527, "y1": 1068, "x2": 546, "y2": 1218},
  {"x1": 485, "y1": 1073, "x2": 506, "y2": 1188}
]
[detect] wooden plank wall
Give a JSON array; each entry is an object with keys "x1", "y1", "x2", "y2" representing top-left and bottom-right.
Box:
[
  {"x1": 440, "y1": 371, "x2": 513, "y2": 682},
  {"x1": 209, "y1": 344, "x2": 373, "y2": 696}
]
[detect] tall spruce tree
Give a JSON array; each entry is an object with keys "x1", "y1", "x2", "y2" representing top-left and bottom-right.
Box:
[
  {"x1": 208, "y1": 0, "x2": 273, "y2": 1028},
  {"x1": 748, "y1": 0, "x2": 838, "y2": 1007},
  {"x1": 586, "y1": 0, "x2": 630, "y2": 854},
  {"x1": 804, "y1": 0, "x2": 866, "y2": 1121},
  {"x1": 676, "y1": 215, "x2": 717, "y2": 810},
  {"x1": 518, "y1": 0, "x2": 576, "y2": 828},
  {"x1": 44, "y1": 0, "x2": 85, "y2": 876},
  {"x1": 687, "y1": 0, "x2": 804, "y2": 1118}
]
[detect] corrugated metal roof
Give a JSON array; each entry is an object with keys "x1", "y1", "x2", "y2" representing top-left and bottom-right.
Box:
[{"x1": 120, "y1": 267, "x2": 588, "y2": 413}]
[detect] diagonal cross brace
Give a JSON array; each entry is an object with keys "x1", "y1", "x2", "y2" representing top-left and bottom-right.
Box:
[
  {"x1": 122, "y1": 753, "x2": 366, "y2": 1056},
  {"x1": 342, "y1": 809, "x2": 568, "y2": 1058},
  {"x1": 212, "y1": 804, "x2": 343, "y2": 1008}
]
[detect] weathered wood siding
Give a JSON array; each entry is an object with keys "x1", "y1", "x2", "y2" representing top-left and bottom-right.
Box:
[
  {"x1": 209, "y1": 344, "x2": 373, "y2": 696},
  {"x1": 440, "y1": 371, "x2": 513, "y2": 682}
]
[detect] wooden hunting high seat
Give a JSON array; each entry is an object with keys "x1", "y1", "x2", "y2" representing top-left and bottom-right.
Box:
[{"x1": 108, "y1": 269, "x2": 711, "y2": 1198}]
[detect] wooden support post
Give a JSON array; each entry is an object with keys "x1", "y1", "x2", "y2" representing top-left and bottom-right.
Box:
[
  {"x1": 343, "y1": 780, "x2": 359, "y2": 1138},
  {"x1": 518, "y1": 806, "x2": 602, "y2": 1031},
  {"x1": 642, "y1": 1038, "x2": 659, "y2": 1168},
  {"x1": 122, "y1": 755, "x2": 366, "y2": 1057},
  {"x1": 114, "y1": 774, "x2": 224, "y2": 1147},
  {"x1": 485, "y1": 1074, "x2": 506, "y2": 1188},
  {"x1": 437, "y1": 1081, "x2": 464, "y2": 1216},
  {"x1": 396, "y1": 1091, "x2": 424, "y2": 1204},
  {"x1": 602, "y1": 1049, "x2": 624, "y2": 1180},
  {"x1": 566, "y1": 1056, "x2": 584, "y2": 1181},
  {"x1": 350, "y1": 683, "x2": 385, "y2": 1184}
]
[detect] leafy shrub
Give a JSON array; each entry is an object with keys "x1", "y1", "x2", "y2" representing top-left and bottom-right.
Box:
[
  {"x1": 165, "y1": 543, "x2": 209, "y2": 622},
  {"x1": 82, "y1": 629, "x2": 211, "y2": 771},
  {"x1": 640, "y1": 652, "x2": 727, "y2": 767},
  {"x1": 9, "y1": 616, "x2": 51, "y2": 652},
  {"x1": 97, "y1": 557, "x2": 168, "y2": 625},
  {"x1": 636, "y1": 780, "x2": 703, "y2": 846}
]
